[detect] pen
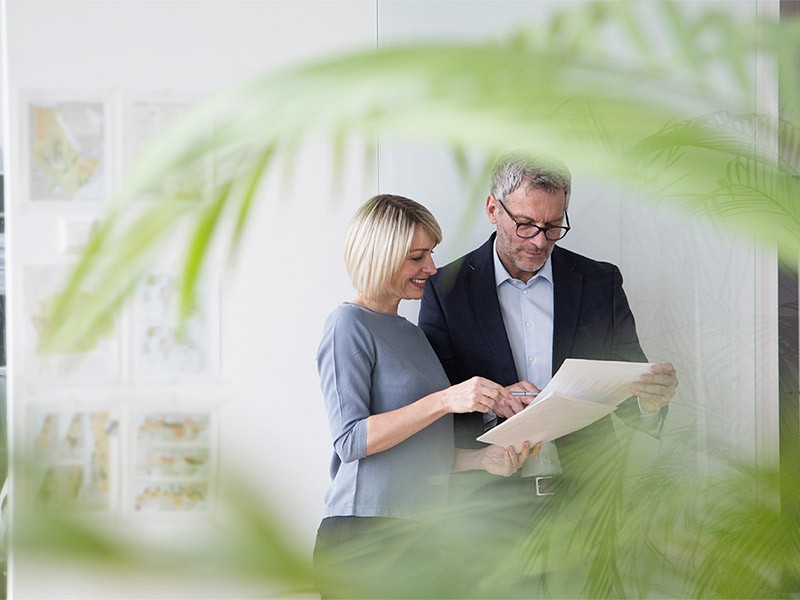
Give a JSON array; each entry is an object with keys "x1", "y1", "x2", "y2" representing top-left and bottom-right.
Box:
[{"x1": 510, "y1": 391, "x2": 539, "y2": 396}]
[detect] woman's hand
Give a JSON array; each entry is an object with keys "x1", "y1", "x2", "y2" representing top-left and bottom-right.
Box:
[
  {"x1": 479, "y1": 441, "x2": 539, "y2": 477},
  {"x1": 366, "y1": 377, "x2": 512, "y2": 457},
  {"x1": 491, "y1": 380, "x2": 541, "y2": 418},
  {"x1": 438, "y1": 376, "x2": 510, "y2": 414}
]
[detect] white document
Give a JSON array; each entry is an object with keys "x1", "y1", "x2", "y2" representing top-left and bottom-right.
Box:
[{"x1": 477, "y1": 359, "x2": 654, "y2": 451}]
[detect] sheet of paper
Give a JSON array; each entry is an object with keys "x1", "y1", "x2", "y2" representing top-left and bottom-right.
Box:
[
  {"x1": 476, "y1": 359, "x2": 654, "y2": 451},
  {"x1": 542, "y1": 359, "x2": 655, "y2": 407}
]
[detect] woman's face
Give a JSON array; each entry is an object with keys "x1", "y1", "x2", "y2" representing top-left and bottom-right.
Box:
[{"x1": 386, "y1": 226, "x2": 438, "y2": 303}]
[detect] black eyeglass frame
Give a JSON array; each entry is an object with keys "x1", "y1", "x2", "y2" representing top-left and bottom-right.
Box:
[{"x1": 495, "y1": 196, "x2": 571, "y2": 241}]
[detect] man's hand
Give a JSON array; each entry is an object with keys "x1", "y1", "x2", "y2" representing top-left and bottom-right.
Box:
[
  {"x1": 631, "y1": 362, "x2": 678, "y2": 413},
  {"x1": 492, "y1": 380, "x2": 541, "y2": 419}
]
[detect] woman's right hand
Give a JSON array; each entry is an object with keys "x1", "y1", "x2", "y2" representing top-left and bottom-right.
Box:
[{"x1": 438, "y1": 376, "x2": 510, "y2": 414}]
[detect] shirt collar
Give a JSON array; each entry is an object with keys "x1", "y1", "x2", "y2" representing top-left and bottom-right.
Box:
[{"x1": 493, "y1": 237, "x2": 554, "y2": 288}]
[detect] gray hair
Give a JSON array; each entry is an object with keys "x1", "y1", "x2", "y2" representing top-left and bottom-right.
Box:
[{"x1": 490, "y1": 154, "x2": 571, "y2": 208}]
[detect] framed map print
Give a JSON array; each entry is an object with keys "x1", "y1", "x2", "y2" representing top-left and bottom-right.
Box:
[
  {"x1": 128, "y1": 408, "x2": 216, "y2": 516},
  {"x1": 22, "y1": 263, "x2": 120, "y2": 386},
  {"x1": 128, "y1": 267, "x2": 220, "y2": 382},
  {"x1": 28, "y1": 403, "x2": 119, "y2": 513},
  {"x1": 123, "y1": 92, "x2": 211, "y2": 203},
  {"x1": 21, "y1": 91, "x2": 110, "y2": 207}
]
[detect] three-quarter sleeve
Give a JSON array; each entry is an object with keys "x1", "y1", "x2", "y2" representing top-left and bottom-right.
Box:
[
  {"x1": 316, "y1": 304, "x2": 454, "y2": 519},
  {"x1": 317, "y1": 312, "x2": 375, "y2": 464}
]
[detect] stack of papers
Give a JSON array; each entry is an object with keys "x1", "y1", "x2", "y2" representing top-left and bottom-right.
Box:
[{"x1": 477, "y1": 359, "x2": 653, "y2": 451}]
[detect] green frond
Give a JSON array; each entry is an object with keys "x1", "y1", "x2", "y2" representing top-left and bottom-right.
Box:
[
  {"x1": 27, "y1": 6, "x2": 800, "y2": 593},
  {"x1": 62, "y1": 17, "x2": 790, "y2": 319},
  {"x1": 228, "y1": 144, "x2": 276, "y2": 264},
  {"x1": 180, "y1": 177, "x2": 234, "y2": 323}
]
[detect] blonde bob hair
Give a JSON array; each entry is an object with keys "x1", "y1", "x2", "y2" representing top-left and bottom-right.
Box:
[{"x1": 345, "y1": 194, "x2": 442, "y2": 301}]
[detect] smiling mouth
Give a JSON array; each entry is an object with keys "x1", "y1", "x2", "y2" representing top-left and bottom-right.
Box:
[{"x1": 411, "y1": 278, "x2": 427, "y2": 285}]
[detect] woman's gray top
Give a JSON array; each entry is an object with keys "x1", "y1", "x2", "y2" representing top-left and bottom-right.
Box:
[{"x1": 317, "y1": 303, "x2": 454, "y2": 520}]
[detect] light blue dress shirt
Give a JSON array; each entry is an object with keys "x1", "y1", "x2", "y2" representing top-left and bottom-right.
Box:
[{"x1": 492, "y1": 240, "x2": 562, "y2": 476}]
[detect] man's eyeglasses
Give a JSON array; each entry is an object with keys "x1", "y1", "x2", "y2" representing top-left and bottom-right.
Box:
[{"x1": 495, "y1": 196, "x2": 570, "y2": 241}]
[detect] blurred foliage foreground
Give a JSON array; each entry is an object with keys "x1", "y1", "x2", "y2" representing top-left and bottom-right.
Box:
[
  {"x1": 38, "y1": 1, "x2": 800, "y2": 353},
  {"x1": 16, "y1": 1, "x2": 800, "y2": 598},
  {"x1": 14, "y1": 426, "x2": 800, "y2": 598}
]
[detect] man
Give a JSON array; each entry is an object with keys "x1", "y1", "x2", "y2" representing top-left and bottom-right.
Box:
[
  {"x1": 419, "y1": 153, "x2": 678, "y2": 488},
  {"x1": 418, "y1": 155, "x2": 678, "y2": 595}
]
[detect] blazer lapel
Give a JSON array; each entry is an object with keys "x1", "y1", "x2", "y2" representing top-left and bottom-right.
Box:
[
  {"x1": 551, "y1": 245, "x2": 582, "y2": 374},
  {"x1": 465, "y1": 236, "x2": 520, "y2": 385}
]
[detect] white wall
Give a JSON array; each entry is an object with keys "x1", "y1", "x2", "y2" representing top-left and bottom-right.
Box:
[
  {"x1": 2, "y1": 0, "x2": 781, "y2": 598},
  {"x1": 377, "y1": 0, "x2": 779, "y2": 466},
  {"x1": 4, "y1": 1, "x2": 376, "y2": 598}
]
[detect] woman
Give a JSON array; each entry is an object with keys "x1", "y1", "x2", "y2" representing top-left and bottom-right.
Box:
[{"x1": 314, "y1": 194, "x2": 537, "y2": 598}]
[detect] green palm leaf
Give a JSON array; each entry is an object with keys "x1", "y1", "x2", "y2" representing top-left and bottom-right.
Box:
[
  {"x1": 27, "y1": 6, "x2": 800, "y2": 594},
  {"x1": 39, "y1": 3, "x2": 800, "y2": 353}
]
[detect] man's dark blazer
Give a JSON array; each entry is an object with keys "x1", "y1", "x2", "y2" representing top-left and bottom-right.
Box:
[{"x1": 419, "y1": 234, "x2": 651, "y2": 450}]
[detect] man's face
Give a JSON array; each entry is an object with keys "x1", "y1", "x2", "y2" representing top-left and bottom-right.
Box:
[{"x1": 486, "y1": 185, "x2": 568, "y2": 283}]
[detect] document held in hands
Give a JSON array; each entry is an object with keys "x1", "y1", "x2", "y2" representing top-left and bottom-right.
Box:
[{"x1": 477, "y1": 359, "x2": 655, "y2": 451}]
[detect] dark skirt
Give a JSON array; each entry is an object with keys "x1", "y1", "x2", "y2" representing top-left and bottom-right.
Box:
[{"x1": 312, "y1": 515, "x2": 454, "y2": 599}]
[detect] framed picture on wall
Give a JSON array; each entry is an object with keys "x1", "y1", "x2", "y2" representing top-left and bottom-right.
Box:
[
  {"x1": 127, "y1": 266, "x2": 220, "y2": 383},
  {"x1": 123, "y1": 92, "x2": 213, "y2": 203},
  {"x1": 127, "y1": 407, "x2": 217, "y2": 517},
  {"x1": 21, "y1": 263, "x2": 120, "y2": 386},
  {"x1": 27, "y1": 402, "x2": 120, "y2": 514},
  {"x1": 20, "y1": 90, "x2": 111, "y2": 208}
]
